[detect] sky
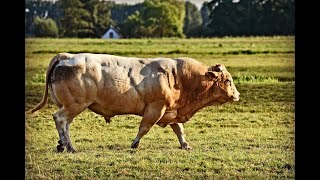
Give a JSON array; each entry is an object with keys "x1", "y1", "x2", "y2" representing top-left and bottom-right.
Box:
[{"x1": 106, "y1": 0, "x2": 208, "y2": 9}]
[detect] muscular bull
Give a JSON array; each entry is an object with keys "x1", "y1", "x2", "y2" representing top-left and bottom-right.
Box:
[{"x1": 29, "y1": 53, "x2": 240, "y2": 153}]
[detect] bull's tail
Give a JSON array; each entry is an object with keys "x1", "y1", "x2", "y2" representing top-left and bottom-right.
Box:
[{"x1": 28, "y1": 53, "x2": 72, "y2": 114}]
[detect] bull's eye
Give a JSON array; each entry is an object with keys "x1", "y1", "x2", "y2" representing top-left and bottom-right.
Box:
[{"x1": 224, "y1": 80, "x2": 231, "y2": 85}]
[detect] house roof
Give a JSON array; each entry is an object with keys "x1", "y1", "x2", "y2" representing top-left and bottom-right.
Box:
[{"x1": 106, "y1": 26, "x2": 122, "y2": 37}]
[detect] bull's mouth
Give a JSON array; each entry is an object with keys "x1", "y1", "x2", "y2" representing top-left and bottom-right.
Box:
[
  {"x1": 233, "y1": 97, "x2": 240, "y2": 102},
  {"x1": 230, "y1": 94, "x2": 240, "y2": 102}
]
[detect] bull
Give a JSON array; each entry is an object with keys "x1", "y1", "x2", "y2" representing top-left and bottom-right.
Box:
[{"x1": 29, "y1": 53, "x2": 240, "y2": 153}]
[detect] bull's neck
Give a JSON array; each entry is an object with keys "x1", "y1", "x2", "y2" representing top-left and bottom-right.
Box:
[
  {"x1": 177, "y1": 87, "x2": 215, "y2": 120},
  {"x1": 175, "y1": 58, "x2": 217, "y2": 121}
]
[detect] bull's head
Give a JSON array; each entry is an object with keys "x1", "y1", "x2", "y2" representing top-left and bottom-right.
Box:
[{"x1": 205, "y1": 64, "x2": 240, "y2": 103}]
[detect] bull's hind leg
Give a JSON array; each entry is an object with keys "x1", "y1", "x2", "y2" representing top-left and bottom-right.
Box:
[
  {"x1": 131, "y1": 101, "x2": 167, "y2": 149},
  {"x1": 65, "y1": 121, "x2": 75, "y2": 152},
  {"x1": 53, "y1": 104, "x2": 87, "y2": 153},
  {"x1": 170, "y1": 123, "x2": 192, "y2": 150}
]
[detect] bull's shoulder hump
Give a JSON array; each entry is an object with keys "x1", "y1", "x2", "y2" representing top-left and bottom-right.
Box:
[
  {"x1": 174, "y1": 57, "x2": 203, "y2": 65},
  {"x1": 174, "y1": 57, "x2": 207, "y2": 69},
  {"x1": 148, "y1": 57, "x2": 175, "y2": 62},
  {"x1": 146, "y1": 57, "x2": 178, "y2": 66}
]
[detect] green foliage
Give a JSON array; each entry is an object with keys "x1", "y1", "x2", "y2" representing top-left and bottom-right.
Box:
[
  {"x1": 183, "y1": 1, "x2": 202, "y2": 37},
  {"x1": 25, "y1": 0, "x2": 62, "y2": 36},
  {"x1": 26, "y1": 0, "x2": 112, "y2": 38},
  {"x1": 122, "y1": 0, "x2": 185, "y2": 38},
  {"x1": 110, "y1": 3, "x2": 143, "y2": 26},
  {"x1": 206, "y1": 0, "x2": 295, "y2": 36},
  {"x1": 200, "y1": 1, "x2": 210, "y2": 28},
  {"x1": 33, "y1": 16, "x2": 59, "y2": 37},
  {"x1": 57, "y1": 0, "x2": 92, "y2": 37},
  {"x1": 81, "y1": 0, "x2": 113, "y2": 37},
  {"x1": 233, "y1": 74, "x2": 278, "y2": 84},
  {"x1": 122, "y1": 11, "x2": 144, "y2": 38},
  {"x1": 25, "y1": 36, "x2": 294, "y2": 179},
  {"x1": 26, "y1": 0, "x2": 295, "y2": 38},
  {"x1": 56, "y1": 0, "x2": 112, "y2": 37}
]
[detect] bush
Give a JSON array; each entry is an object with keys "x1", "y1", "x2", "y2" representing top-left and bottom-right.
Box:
[{"x1": 33, "y1": 16, "x2": 59, "y2": 37}]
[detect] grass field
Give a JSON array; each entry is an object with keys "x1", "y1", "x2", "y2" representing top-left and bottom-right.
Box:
[{"x1": 25, "y1": 36, "x2": 295, "y2": 179}]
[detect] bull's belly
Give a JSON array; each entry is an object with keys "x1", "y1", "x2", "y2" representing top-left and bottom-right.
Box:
[
  {"x1": 89, "y1": 94, "x2": 147, "y2": 117},
  {"x1": 156, "y1": 110, "x2": 180, "y2": 127}
]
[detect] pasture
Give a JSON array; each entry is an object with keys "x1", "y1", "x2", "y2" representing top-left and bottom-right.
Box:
[{"x1": 25, "y1": 36, "x2": 295, "y2": 179}]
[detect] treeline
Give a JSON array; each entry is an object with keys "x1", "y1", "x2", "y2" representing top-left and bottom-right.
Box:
[{"x1": 25, "y1": 0, "x2": 295, "y2": 38}]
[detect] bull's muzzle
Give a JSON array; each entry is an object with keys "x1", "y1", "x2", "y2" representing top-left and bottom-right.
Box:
[{"x1": 233, "y1": 92, "x2": 240, "y2": 101}]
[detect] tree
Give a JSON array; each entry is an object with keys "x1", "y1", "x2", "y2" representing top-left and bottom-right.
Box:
[
  {"x1": 258, "y1": 0, "x2": 295, "y2": 35},
  {"x1": 33, "y1": 16, "x2": 59, "y2": 37},
  {"x1": 206, "y1": 0, "x2": 250, "y2": 36},
  {"x1": 25, "y1": 0, "x2": 62, "y2": 37},
  {"x1": 183, "y1": 1, "x2": 202, "y2": 37},
  {"x1": 80, "y1": 0, "x2": 113, "y2": 37},
  {"x1": 205, "y1": 0, "x2": 295, "y2": 36},
  {"x1": 56, "y1": 0, "x2": 113, "y2": 37},
  {"x1": 121, "y1": 11, "x2": 144, "y2": 38},
  {"x1": 111, "y1": 3, "x2": 143, "y2": 25},
  {"x1": 57, "y1": 0, "x2": 92, "y2": 37},
  {"x1": 200, "y1": 1, "x2": 210, "y2": 28},
  {"x1": 199, "y1": 1, "x2": 215, "y2": 37},
  {"x1": 122, "y1": 0, "x2": 185, "y2": 38},
  {"x1": 94, "y1": 1, "x2": 113, "y2": 37},
  {"x1": 143, "y1": 0, "x2": 185, "y2": 37}
]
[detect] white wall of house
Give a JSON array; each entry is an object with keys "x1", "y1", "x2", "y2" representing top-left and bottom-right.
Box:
[{"x1": 102, "y1": 29, "x2": 121, "y2": 39}]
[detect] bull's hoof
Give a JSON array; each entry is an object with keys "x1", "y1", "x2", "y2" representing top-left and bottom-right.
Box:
[
  {"x1": 104, "y1": 116, "x2": 112, "y2": 124},
  {"x1": 67, "y1": 149, "x2": 76, "y2": 153},
  {"x1": 58, "y1": 140, "x2": 63, "y2": 145},
  {"x1": 131, "y1": 141, "x2": 140, "y2": 149},
  {"x1": 57, "y1": 144, "x2": 65, "y2": 152},
  {"x1": 180, "y1": 143, "x2": 192, "y2": 150},
  {"x1": 66, "y1": 144, "x2": 76, "y2": 153}
]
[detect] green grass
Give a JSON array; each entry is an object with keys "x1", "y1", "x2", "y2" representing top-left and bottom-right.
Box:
[{"x1": 25, "y1": 36, "x2": 295, "y2": 179}]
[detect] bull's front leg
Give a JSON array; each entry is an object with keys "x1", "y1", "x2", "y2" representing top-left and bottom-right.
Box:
[
  {"x1": 131, "y1": 101, "x2": 167, "y2": 149},
  {"x1": 170, "y1": 123, "x2": 192, "y2": 150}
]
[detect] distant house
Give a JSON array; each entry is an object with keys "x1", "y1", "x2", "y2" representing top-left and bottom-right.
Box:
[{"x1": 101, "y1": 25, "x2": 122, "y2": 39}]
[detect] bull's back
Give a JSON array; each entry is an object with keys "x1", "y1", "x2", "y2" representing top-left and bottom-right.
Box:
[{"x1": 51, "y1": 53, "x2": 178, "y2": 116}]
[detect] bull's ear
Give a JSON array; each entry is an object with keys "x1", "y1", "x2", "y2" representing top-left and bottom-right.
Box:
[
  {"x1": 205, "y1": 71, "x2": 219, "y2": 80},
  {"x1": 210, "y1": 64, "x2": 225, "y2": 72}
]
